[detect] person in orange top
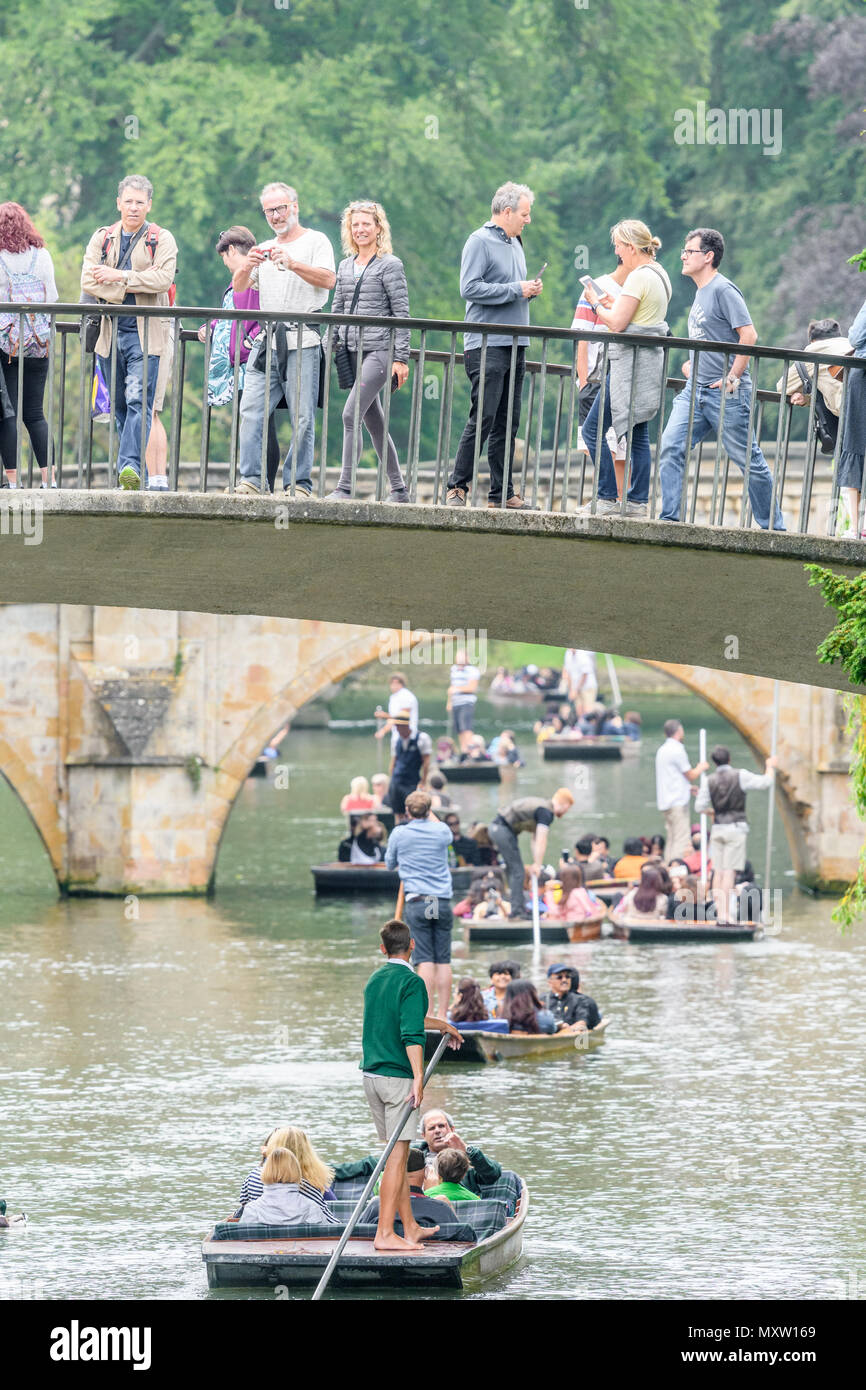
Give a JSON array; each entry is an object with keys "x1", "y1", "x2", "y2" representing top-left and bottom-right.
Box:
[{"x1": 612, "y1": 837, "x2": 649, "y2": 880}]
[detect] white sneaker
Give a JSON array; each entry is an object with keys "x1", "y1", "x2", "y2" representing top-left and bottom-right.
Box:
[
  {"x1": 146, "y1": 477, "x2": 169, "y2": 491},
  {"x1": 576, "y1": 498, "x2": 619, "y2": 516},
  {"x1": 623, "y1": 501, "x2": 648, "y2": 517}
]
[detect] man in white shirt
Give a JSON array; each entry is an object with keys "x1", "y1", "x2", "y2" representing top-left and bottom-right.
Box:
[
  {"x1": 446, "y1": 650, "x2": 481, "y2": 754},
  {"x1": 563, "y1": 649, "x2": 597, "y2": 713},
  {"x1": 231, "y1": 182, "x2": 336, "y2": 497},
  {"x1": 655, "y1": 719, "x2": 708, "y2": 859},
  {"x1": 374, "y1": 674, "x2": 419, "y2": 752}
]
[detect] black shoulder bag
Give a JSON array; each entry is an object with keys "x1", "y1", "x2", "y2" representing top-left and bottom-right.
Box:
[
  {"x1": 334, "y1": 259, "x2": 375, "y2": 390},
  {"x1": 794, "y1": 361, "x2": 838, "y2": 455}
]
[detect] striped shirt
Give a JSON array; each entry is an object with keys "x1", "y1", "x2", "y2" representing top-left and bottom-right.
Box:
[
  {"x1": 238, "y1": 1167, "x2": 335, "y2": 1216},
  {"x1": 449, "y1": 664, "x2": 480, "y2": 707}
]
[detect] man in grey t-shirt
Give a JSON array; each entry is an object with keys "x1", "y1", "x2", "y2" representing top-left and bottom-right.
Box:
[{"x1": 658, "y1": 227, "x2": 784, "y2": 530}]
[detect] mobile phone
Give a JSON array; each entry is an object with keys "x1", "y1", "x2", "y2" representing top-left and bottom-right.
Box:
[
  {"x1": 579, "y1": 275, "x2": 607, "y2": 298},
  {"x1": 535, "y1": 262, "x2": 548, "y2": 279},
  {"x1": 392, "y1": 372, "x2": 399, "y2": 390}
]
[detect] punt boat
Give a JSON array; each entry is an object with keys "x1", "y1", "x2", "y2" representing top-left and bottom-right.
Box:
[
  {"x1": 201, "y1": 1177, "x2": 528, "y2": 1290},
  {"x1": 344, "y1": 807, "x2": 396, "y2": 833},
  {"x1": 437, "y1": 760, "x2": 501, "y2": 783},
  {"x1": 541, "y1": 736, "x2": 624, "y2": 761},
  {"x1": 423, "y1": 1018, "x2": 609, "y2": 1064},
  {"x1": 487, "y1": 687, "x2": 544, "y2": 707},
  {"x1": 312, "y1": 863, "x2": 473, "y2": 895},
  {"x1": 610, "y1": 916, "x2": 762, "y2": 943},
  {"x1": 465, "y1": 908, "x2": 605, "y2": 944},
  {"x1": 584, "y1": 877, "x2": 634, "y2": 904}
]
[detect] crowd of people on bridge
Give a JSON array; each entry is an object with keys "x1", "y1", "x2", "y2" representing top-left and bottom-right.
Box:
[{"x1": 2, "y1": 177, "x2": 863, "y2": 532}]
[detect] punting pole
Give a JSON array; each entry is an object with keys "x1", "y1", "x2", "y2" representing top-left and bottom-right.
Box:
[
  {"x1": 311, "y1": 1033, "x2": 451, "y2": 1301},
  {"x1": 605, "y1": 653, "x2": 622, "y2": 710},
  {"x1": 762, "y1": 682, "x2": 781, "y2": 925},
  {"x1": 395, "y1": 881, "x2": 405, "y2": 922},
  {"x1": 699, "y1": 728, "x2": 708, "y2": 902},
  {"x1": 530, "y1": 872, "x2": 542, "y2": 955}
]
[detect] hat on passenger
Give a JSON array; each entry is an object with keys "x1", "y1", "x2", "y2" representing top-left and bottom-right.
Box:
[{"x1": 546, "y1": 962, "x2": 571, "y2": 977}]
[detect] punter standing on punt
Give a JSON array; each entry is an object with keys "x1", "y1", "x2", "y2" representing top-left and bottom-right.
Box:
[
  {"x1": 488, "y1": 790, "x2": 574, "y2": 917},
  {"x1": 362, "y1": 918, "x2": 461, "y2": 1253}
]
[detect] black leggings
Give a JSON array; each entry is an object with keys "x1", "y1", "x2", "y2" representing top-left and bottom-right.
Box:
[{"x1": 0, "y1": 354, "x2": 50, "y2": 474}]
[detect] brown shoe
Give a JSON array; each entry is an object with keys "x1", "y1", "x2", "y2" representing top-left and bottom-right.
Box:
[
  {"x1": 488, "y1": 494, "x2": 535, "y2": 511},
  {"x1": 446, "y1": 487, "x2": 466, "y2": 507}
]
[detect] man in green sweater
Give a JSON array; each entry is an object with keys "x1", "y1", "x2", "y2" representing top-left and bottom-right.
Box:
[{"x1": 362, "y1": 918, "x2": 462, "y2": 1252}]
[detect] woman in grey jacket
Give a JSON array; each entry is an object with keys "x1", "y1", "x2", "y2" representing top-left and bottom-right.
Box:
[{"x1": 327, "y1": 200, "x2": 410, "y2": 501}]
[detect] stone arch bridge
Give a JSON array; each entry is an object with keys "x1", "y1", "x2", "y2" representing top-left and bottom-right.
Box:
[{"x1": 0, "y1": 606, "x2": 858, "y2": 896}]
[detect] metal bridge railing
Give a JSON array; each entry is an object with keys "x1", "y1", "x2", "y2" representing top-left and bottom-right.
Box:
[{"x1": 1, "y1": 303, "x2": 861, "y2": 538}]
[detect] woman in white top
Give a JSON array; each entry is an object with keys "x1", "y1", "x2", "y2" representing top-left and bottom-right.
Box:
[
  {"x1": 238, "y1": 1147, "x2": 339, "y2": 1226},
  {"x1": 0, "y1": 202, "x2": 58, "y2": 488},
  {"x1": 611, "y1": 865, "x2": 669, "y2": 922},
  {"x1": 579, "y1": 220, "x2": 671, "y2": 516}
]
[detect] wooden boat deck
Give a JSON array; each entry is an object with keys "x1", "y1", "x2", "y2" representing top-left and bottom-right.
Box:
[
  {"x1": 436, "y1": 760, "x2": 501, "y2": 782},
  {"x1": 466, "y1": 909, "x2": 604, "y2": 944},
  {"x1": 542, "y1": 737, "x2": 623, "y2": 761},
  {"x1": 611, "y1": 917, "x2": 762, "y2": 943},
  {"x1": 424, "y1": 1019, "x2": 609, "y2": 1063}
]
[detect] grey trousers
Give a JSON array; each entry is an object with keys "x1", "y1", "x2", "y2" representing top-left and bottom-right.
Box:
[
  {"x1": 337, "y1": 350, "x2": 406, "y2": 493},
  {"x1": 488, "y1": 820, "x2": 526, "y2": 918}
]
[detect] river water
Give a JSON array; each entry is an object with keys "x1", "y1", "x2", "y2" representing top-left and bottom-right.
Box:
[{"x1": 0, "y1": 693, "x2": 863, "y2": 1301}]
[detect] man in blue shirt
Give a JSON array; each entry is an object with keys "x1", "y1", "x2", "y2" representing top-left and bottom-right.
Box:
[
  {"x1": 385, "y1": 789, "x2": 454, "y2": 1015},
  {"x1": 446, "y1": 182, "x2": 542, "y2": 511},
  {"x1": 658, "y1": 227, "x2": 784, "y2": 530}
]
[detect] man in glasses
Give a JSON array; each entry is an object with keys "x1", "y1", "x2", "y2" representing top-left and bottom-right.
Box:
[
  {"x1": 230, "y1": 182, "x2": 336, "y2": 497},
  {"x1": 658, "y1": 227, "x2": 784, "y2": 529}
]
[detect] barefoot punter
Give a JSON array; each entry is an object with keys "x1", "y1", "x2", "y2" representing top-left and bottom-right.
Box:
[{"x1": 362, "y1": 918, "x2": 461, "y2": 1252}]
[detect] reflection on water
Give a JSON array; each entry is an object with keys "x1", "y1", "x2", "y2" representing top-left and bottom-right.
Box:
[{"x1": 0, "y1": 695, "x2": 863, "y2": 1300}]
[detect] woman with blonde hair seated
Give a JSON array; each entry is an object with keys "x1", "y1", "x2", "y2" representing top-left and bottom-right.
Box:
[
  {"x1": 238, "y1": 1147, "x2": 339, "y2": 1225},
  {"x1": 238, "y1": 1125, "x2": 336, "y2": 1216},
  {"x1": 340, "y1": 775, "x2": 376, "y2": 812},
  {"x1": 579, "y1": 219, "x2": 672, "y2": 517}
]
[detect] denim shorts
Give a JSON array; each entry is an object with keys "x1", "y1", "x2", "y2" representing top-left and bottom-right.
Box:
[{"x1": 405, "y1": 896, "x2": 454, "y2": 964}]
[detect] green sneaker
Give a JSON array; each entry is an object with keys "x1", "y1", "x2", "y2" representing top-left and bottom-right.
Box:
[{"x1": 118, "y1": 466, "x2": 141, "y2": 491}]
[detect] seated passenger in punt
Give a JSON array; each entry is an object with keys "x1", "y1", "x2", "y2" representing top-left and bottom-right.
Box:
[
  {"x1": 611, "y1": 865, "x2": 669, "y2": 921},
  {"x1": 444, "y1": 812, "x2": 482, "y2": 866},
  {"x1": 544, "y1": 964, "x2": 602, "y2": 1032},
  {"x1": 427, "y1": 771, "x2": 452, "y2": 808},
  {"x1": 464, "y1": 733, "x2": 493, "y2": 761},
  {"x1": 238, "y1": 1148, "x2": 340, "y2": 1226},
  {"x1": 416, "y1": 1109, "x2": 503, "y2": 1193},
  {"x1": 338, "y1": 812, "x2": 387, "y2": 864},
  {"x1": 425, "y1": 1149, "x2": 482, "y2": 1203},
  {"x1": 360, "y1": 1147, "x2": 456, "y2": 1227},
  {"x1": 371, "y1": 773, "x2": 392, "y2": 809},
  {"x1": 237, "y1": 1126, "x2": 336, "y2": 1216},
  {"x1": 543, "y1": 863, "x2": 600, "y2": 921},
  {"x1": 482, "y1": 960, "x2": 517, "y2": 1017},
  {"x1": 571, "y1": 835, "x2": 611, "y2": 885},
  {"x1": 612, "y1": 836, "x2": 650, "y2": 879},
  {"x1": 468, "y1": 821, "x2": 500, "y2": 866},
  {"x1": 340, "y1": 776, "x2": 377, "y2": 813},
  {"x1": 487, "y1": 728, "x2": 523, "y2": 765},
  {"x1": 602, "y1": 709, "x2": 642, "y2": 739},
  {"x1": 683, "y1": 824, "x2": 713, "y2": 877},
  {"x1": 502, "y1": 980, "x2": 557, "y2": 1035},
  {"x1": 667, "y1": 861, "x2": 713, "y2": 921},
  {"x1": 449, "y1": 977, "x2": 490, "y2": 1025},
  {"x1": 470, "y1": 870, "x2": 512, "y2": 920}
]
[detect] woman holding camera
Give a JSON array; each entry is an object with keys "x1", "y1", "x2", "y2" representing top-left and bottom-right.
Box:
[{"x1": 327, "y1": 200, "x2": 410, "y2": 503}]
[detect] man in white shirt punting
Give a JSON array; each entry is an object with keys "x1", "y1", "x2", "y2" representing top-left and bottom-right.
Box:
[{"x1": 655, "y1": 718, "x2": 709, "y2": 860}]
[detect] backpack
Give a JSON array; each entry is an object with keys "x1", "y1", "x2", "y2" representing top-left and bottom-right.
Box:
[
  {"x1": 0, "y1": 248, "x2": 50, "y2": 358},
  {"x1": 99, "y1": 222, "x2": 177, "y2": 304}
]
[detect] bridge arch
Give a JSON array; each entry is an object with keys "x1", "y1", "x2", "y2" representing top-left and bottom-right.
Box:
[{"x1": 0, "y1": 732, "x2": 64, "y2": 882}]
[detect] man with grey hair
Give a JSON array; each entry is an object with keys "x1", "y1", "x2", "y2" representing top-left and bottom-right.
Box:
[
  {"x1": 446, "y1": 182, "x2": 542, "y2": 510},
  {"x1": 230, "y1": 182, "x2": 336, "y2": 496},
  {"x1": 81, "y1": 175, "x2": 178, "y2": 489}
]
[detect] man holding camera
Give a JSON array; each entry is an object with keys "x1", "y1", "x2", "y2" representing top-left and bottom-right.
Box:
[{"x1": 231, "y1": 182, "x2": 336, "y2": 497}]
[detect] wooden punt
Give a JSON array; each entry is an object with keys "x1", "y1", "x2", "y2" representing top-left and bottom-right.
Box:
[
  {"x1": 201, "y1": 1179, "x2": 529, "y2": 1290},
  {"x1": 610, "y1": 916, "x2": 762, "y2": 944},
  {"x1": 423, "y1": 1018, "x2": 609, "y2": 1064},
  {"x1": 487, "y1": 687, "x2": 544, "y2": 707},
  {"x1": 465, "y1": 909, "x2": 605, "y2": 944},
  {"x1": 437, "y1": 760, "x2": 501, "y2": 783},
  {"x1": 312, "y1": 863, "x2": 473, "y2": 895},
  {"x1": 584, "y1": 877, "x2": 634, "y2": 904},
  {"x1": 541, "y1": 736, "x2": 623, "y2": 761}
]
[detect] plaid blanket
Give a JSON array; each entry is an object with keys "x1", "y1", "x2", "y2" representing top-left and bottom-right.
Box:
[
  {"x1": 210, "y1": 1194, "x2": 514, "y2": 1245},
  {"x1": 333, "y1": 1168, "x2": 521, "y2": 1218}
]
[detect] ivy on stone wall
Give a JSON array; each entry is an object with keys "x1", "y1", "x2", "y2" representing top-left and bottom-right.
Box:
[{"x1": 806, "y1": 564, "x2": 866, "y2": 929}]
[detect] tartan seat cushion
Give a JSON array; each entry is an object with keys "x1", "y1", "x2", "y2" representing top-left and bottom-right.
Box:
[{"x1": 209, "y1": 1219, "x2": 478, "y2": 1243}]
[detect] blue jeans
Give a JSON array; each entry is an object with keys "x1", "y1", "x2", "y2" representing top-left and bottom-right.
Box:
[
  {"x1": 659, "y1": 382, "x2": 785, "y2": 529},
  {"x1": 238, "y1": 338, "x2": 319, "y2": 490},
  {"x1": 581, "y1": 387, "x2": 651, "y2": 502},
  {"x1": 98, "y1": 324, "x2": 158, "y2": 479}
]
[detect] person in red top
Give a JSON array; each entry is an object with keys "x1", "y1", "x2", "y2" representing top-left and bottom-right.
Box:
[{"x1": 340, "y1": 776, "x2": 377, "y2": 813}]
